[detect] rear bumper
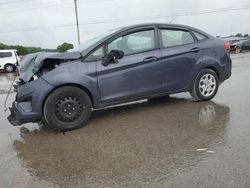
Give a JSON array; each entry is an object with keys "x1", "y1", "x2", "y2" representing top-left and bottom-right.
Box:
[
  {"x1": 7, "y1": 102, "x2": 41, "y2": 126},
  {"x1": 219, "y1": 54, "x2": 232, "y2": 83}
]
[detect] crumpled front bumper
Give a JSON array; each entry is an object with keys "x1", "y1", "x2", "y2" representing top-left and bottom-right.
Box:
[
  {"x1": 8, "y1": 102, "x2": 41, "y2": 126},
  {"x1": 7, "y1": 77, "x2": 54, "y2": 126}
]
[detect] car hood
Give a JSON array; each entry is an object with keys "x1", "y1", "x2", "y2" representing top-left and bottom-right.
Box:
[{"x1": 19, "y1": 51, "x2": 83, "y2": 82}]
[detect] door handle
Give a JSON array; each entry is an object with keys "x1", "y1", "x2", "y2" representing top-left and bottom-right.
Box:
[
  {"x1": 190, "y1": 47, "x2": 200, "y2": 53},
  {"x1": 143, "y1": 56, "x2": 158, "y2": 62}
]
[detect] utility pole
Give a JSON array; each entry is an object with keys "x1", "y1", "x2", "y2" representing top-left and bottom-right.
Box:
[{"x1": 74, "y1": 0, "x2": 81, "y2": 45}]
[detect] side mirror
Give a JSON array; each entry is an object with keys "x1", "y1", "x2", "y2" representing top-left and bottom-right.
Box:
[{"x1": 102, "y1": 50, "x2": 124, "y2": 66}]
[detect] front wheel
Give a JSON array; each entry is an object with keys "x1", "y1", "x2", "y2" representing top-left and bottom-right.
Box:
[
  {"x1": 190, "y1": 69, "x2": 219, "y2": 101},
  {"x1": 44, "y1": 86, "x2": 92, "y2": 131}
]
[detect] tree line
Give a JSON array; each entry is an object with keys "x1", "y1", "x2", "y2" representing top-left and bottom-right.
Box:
[
  {"x1": 234, "y1": 33, "x2": 249, "y2": 37},
  {"x1": 0, "y1": 42, "x2": 74, "y2": 55}
]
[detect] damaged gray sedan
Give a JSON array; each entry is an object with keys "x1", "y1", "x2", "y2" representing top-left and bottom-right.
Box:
[{"x1": 7, "y1": 23, "x2": 232, "y2": 131}]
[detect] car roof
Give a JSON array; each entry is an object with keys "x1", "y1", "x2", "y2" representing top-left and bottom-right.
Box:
[
  {"x1": 0, "y1": 49, "x2": 17, "y2": 52},
  {"x1": 115, "y1": 23, "x2": 211, "y2": 38},
  {"x1": 118, "y1": 23, "x2": 202, "y2": 31}
]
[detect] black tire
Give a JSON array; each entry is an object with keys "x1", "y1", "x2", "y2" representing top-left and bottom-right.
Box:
[
  {"x1": 4, "y1": 64, "x2": 16, "y2": 73},
  {"x1": 43, "y1": 86, "x2": 92, "y2": 131},
  {"x1": 190, "y1": 69, "x2": 219, "y2": 101}
]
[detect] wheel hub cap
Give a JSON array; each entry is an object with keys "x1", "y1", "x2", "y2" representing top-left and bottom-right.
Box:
[
  {"x1": 199, "y1": 74, "x2": 217, "y2": 97},
  {"x1": 55, "y1": 96, "x2": 83, "y2": 122},
  {"x1": 6, "y1": 66, "x2": 13, "y2": 72}
]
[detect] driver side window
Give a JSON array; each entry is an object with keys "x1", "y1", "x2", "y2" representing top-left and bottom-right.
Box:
[{"x1": 108, "y1": 30, "x2": 155, "y2": 55}]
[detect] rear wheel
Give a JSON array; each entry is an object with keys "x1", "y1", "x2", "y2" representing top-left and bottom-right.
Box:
[
  {"x1": 44, "y1": 86, "x2": 92, "y2": 131},
  {"x1": 190, "y1": 69, "x2": 219, "y2": 101},
  {"x1": 4, "y1": 64, "x2": 16, "y2": 73}
]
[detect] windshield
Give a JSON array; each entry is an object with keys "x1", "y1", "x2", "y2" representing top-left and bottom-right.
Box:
[{"x1": 69, "y1": 28, "x2": 121, "y2": 52}]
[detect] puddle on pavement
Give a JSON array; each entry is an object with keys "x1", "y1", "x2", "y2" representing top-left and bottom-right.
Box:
[{"x1": 2, "y1": 97, "x2": 230, "y2": 187}]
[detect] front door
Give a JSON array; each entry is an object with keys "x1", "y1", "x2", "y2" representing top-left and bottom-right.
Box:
[{"x1": 97, "y1": 29, "x2": 162, "y2": 104}]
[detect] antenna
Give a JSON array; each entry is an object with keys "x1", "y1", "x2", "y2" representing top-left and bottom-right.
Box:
[{"x1": 169, "y1": 17, "x2": 176, "y2": 23}]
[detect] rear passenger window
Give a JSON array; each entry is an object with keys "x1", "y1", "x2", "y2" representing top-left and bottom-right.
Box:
[
  {"x1": 193, "y1": 31, "x2": 207, "y2": 41},
  {"x1": 0, "y1": 52, "x2": 12, "y2": 58},
  {"x1": 160, "y1": 29, "x2": 194, "y2": 48}
]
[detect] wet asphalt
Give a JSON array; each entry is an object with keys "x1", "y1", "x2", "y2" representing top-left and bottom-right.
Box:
[{"x1": 0, "y1": 53, "x2": 250, "y2": 188}]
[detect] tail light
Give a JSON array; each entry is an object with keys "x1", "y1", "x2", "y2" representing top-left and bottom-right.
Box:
[{"x1": 224, "y1": 42, "x2": 231, "y2": 52}]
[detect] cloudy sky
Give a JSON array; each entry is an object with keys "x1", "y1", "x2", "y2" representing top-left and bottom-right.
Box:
[{"x1": 0, "y1": 0, "x2": 250, "y2": 48}]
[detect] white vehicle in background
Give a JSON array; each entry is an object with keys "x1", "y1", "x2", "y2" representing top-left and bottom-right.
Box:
[{"x1": 0, "y1": 50, "x2": 20, "y2": 72}]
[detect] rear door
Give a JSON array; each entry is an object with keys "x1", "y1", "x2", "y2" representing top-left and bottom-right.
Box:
[
  {"x1": 158, "y1": 27, "x2": 203, "y2": 92},
  {"x1": 97, "y1": 28, "x2": 162, "y2": 104},
  {"x1": 14, "y1": 51, "x2": 20, "y2": 65}
]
